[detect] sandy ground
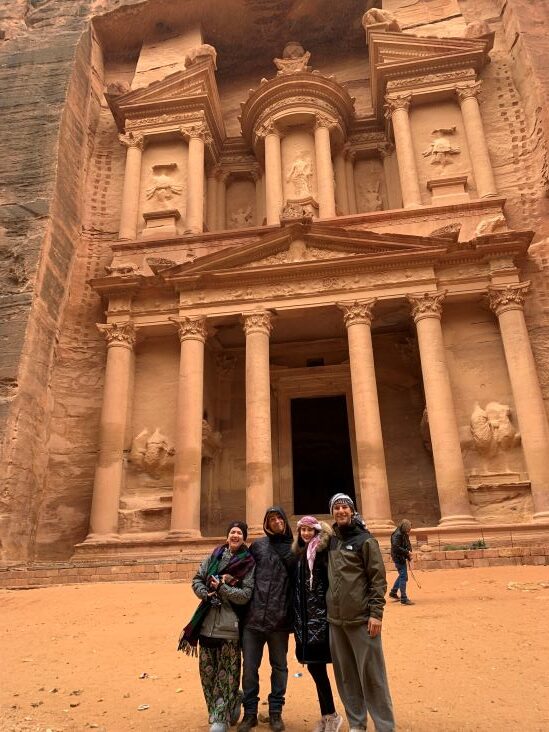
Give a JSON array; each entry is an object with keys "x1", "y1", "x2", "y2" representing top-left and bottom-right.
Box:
[{"x1": 1, "y1": 565, "x2": 549, "y2": 732}]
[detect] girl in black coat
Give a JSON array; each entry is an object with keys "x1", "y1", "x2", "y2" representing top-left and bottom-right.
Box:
[{"x1": 292, "y1": 516, "x2": 342, "y2": 732}]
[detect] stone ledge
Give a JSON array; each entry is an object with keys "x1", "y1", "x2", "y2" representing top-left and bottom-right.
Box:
[{"x1": 415, "y1": 545, "x2": 549, "y2": 570}]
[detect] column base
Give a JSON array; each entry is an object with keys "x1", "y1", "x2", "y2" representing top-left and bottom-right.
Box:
[
  {"x1": 438, "y1": 514, "x2": 479, "y2": 527},
  {"x1": 166, "y1": 528, "x2": 202, "y2": 539},
  {"x1": 82, "y1": 532, "x2": 122, "y2": 544},
  {"x1": 532, "y1": 511, "x2": 549, "y2": 523},
  {"x1": 366, "y1": 519, "x2": 395, "y2": 531}
]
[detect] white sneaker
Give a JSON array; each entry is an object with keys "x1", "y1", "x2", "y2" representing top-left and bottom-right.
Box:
[{"x1": 324, "y1": 712, "x2": 343, "y2": 732}]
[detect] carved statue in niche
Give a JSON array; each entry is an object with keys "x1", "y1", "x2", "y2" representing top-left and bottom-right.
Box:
[
  {"x1": 357, "y1": 179, "x2": 383, "y2": 212},
  {"x1": 145, "y1": 163, "x2": 183, "y2": 208},
  {"x1": 105, "y1": 261, "x2": 140, "y2": 276},
  {"x1": 229, "y1": 205, "x2": 253, "y2": 229},
  {"x1": 470, "y1": 402, "x2": 520, "y2": 457},
  {"x1": 274, "y1": 41, "x2": 311, "y2": 75},
  {"x1": 185, "y1": 43, "x2": 217, "y2": 69},
  {"x1": 129, "y1": 427, "x2": 175, "y2": 478},
  {"x1": 422, "y1": 127, "x2": 460, "y2": 167},
  {"x1": 474, "y1": 213, "x2": 507, "y2": 236},
  {"x1": 286, "y1": 152, "x2": 313, "y2": 197},
  {"x1": 463, "y1": 20, "x2": 491, "y2": 38},
  {"x1": 361, "y1": 8, "x2": 401, "y2": 32}
]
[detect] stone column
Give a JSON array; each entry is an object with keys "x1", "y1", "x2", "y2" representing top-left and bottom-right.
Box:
[
  {"x1": 86, "y1": 322, "x2": 136, "y2": 540},
  {"x1": 384, "y1": 93, "x2": 422, "y2": 209},
  {"x1": 333, "y1": 149, "x2": 349, "y2": 215},
  {"x1": 338, "y1": 301, "x2": 393, "y2": 528},
  {"x1": 314, "y1": 115, "x2": 337, "y2": 219},
  {"x1": 378, "y1": 142, "x2": 401, "y2": 209},
  {"x1": 488, "y1": 283, "x2": 549, "y2": 520},
  {"x1": 118, "y1": 133, "x2": 144, "y2": 240},
  {"x1": 243, "y1": 311, "x2": 273, "y2": 532},
  {"x1": 185, "y1": 125, "x2": 210, "y2": 234},
  {"x1": 169, "y1": 316, "x2": 207, "y2": 537},
  {"x1": 407, "y1": 292, "x2": 476, "y2": 525},
  {"x1": 252, "y1": 168, "x2": 264, "y2": 226},
  {"x1": 216, "y1": 169, "x2": 228, "y2": 231},
  {"x1": 456, "y1": 82, "x2": 497, "y2": 199},
  {"x1": 206, "y1": 168, "x2": 218, "y2": 232},
  {"x1": 260, "y1": 120, "x2": 283, "y2": 226},
  {"x1": 344, "y1": 145, "x2": 357, "y2": 214}
]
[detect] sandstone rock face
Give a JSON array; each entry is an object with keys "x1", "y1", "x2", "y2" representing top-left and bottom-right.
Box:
[{"x1": 2, "y1": 0, "x2": 549, "y2": 561}]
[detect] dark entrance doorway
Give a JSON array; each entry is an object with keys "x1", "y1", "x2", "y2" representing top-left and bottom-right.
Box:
[{"x1": 291, "y1": 395, "x2": 356, "y2": 515}]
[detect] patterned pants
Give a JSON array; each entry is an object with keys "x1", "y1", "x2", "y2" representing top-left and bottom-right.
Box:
[{"x1": 199, "y1": 640, "x2": 241, "y2": 724}]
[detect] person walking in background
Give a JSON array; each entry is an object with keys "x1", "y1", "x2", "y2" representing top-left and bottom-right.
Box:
[
  {"x1": 292, "y1": 516, "x2": 343, "y2": 732},
  {"x1": 179, "y1": 521, "x2": 255, "y2": 732},
  {"x1": 238, "y1": 507, "x2": 295, "y2": 732},
  {"x1": 326, "y1": 493, "x2": 395, "y2": 732},
  {"x1": 389, "y1": 519, "x2": 414, "y2": 606}
]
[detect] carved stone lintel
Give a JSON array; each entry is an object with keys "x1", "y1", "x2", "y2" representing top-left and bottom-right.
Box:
[
  {"x1": 456, "y1": 81, "x2": 482, "y2": 104},
  {"x1": 487, "y1": 282, "x2": 531, "y2": 316},
  {"x1": 169, "y1": 315, "x2": 208, "y2": 343},
  {"x1": 242, "y1": 311, "x2": 273, "y2": 336},
  {"x1": 407, "y1": 291, "x2": 447, "y2": 323},
  {"x1": 118, "y1": 132, "x2": 144, "y2": 150},
  {"x1": 338, "y1": 300, "x2": 377, "y2": 328},
  {"x1": 384, "y1": 93, "x2": 412, "y2": 119},
  {"x1": 97, "y1": 321, "x2": 136, "y2": 348}
]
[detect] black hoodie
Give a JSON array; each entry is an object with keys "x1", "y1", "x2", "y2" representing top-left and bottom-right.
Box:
[{"x1": 244, "y1": 506, "x2": 295, "y2": 633}]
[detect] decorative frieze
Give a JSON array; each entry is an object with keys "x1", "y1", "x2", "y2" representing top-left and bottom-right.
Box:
[{"x1": 488, "y1": 282, "x2": 530, "y2": 316}]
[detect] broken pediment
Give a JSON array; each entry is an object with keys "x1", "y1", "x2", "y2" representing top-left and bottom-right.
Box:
[{"x1": 106, "y1": 57, "x2": 224, "y2": 139}]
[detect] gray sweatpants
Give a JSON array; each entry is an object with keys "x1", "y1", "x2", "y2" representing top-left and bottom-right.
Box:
[{"x1": 329, "y1": 623, "x2": 395, "y2": 731}]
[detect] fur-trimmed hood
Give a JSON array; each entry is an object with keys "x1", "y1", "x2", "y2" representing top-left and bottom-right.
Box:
[{"x1": 292, "y1": 520, "x2": 333, "y2": 555}]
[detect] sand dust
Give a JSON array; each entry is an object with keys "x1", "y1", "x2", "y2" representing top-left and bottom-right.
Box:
[{"x1": 1, "y1": 565, "x2": 549, "y2": 732}]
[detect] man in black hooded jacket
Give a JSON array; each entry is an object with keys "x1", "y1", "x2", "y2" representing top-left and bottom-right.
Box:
[{"x1": 238, "y1": 506, "x2": 295, "y2": 732}]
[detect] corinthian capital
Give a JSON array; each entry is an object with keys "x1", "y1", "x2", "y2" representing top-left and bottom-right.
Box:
[
  {"x1": 187, "y1": 123, "x2": 212, "y2": 144},
  {"x1": 118, "y1": 131, "x2": 144, "y2": 150},
  {"x1": 488, "y1": 282, "x2": 530, "y2": 316},
  {"x1": 97, "y1": 321, "x2": 136, "y2": 348},
  {"x1": 384, "y1": 92, "x2": 412, "y2": 119},
  {"x1": 456, "y1": 81, "x2": 482, "y2": 104},
  {"x1": 256, "y1": 118, "x2": 280, "y2": 140},
  {"x1": 314, "y1": 113, "x2": 336, "y2": 132},
  {"x1": 242, "y1": 311, "x2": 273, "y2": 336},
  {"x1": 407, "y1": 291, "x2": 447, "y2": 323},
  {"x1": 169, "y1": 316, "x2": 208, "y2": 343},
  {"x1": 338, "y1": 300, "x2": 377, "y2": 328}
]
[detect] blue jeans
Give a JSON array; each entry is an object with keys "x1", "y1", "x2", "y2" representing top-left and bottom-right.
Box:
[
  {"x1": 391, "y1": 561, "x2": 408, "y2": 602},
  {"x1": 241, "y1": 628, "x2": 289, "y2": 715}
]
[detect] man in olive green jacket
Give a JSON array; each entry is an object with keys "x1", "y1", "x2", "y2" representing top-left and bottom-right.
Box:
[{"x1": 326, "y1": 493, "x2": 394, "y2": 732}]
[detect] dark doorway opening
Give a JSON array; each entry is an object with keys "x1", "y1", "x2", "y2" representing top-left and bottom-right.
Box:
[{"x1": 291, "y1": 395, "x2": 355, "y2": 515}]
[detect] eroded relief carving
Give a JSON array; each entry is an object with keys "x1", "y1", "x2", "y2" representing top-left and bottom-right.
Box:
[
  {"x1": 470, "y1": 402, "x2": 520, "y2": 457},
  {"x1": 361, "y1": 8, "x2": 401, "y2": 32},
  {"x1": 274, "y1": 42, "x2": 311, "y2": 75},
  {"x1": 184, "y1": 43, "x2": 217, "y2": 69},
  {"x1": 286, "y1": 153, "x2": 313, "y2": 197},
  {"x1": 422, "y1": 128, "x2": 460, "y2": 167},
  {"x1": 474, "y1": 213, "x2": 507, "y2": 236},
  {"x1": 463, "y1": 20, "x2": 491, "y2": 39},
  {"x1": 105, "y1": 261, "x2": 140, "y2": 276},
  {"x1": 129, "y1": 427, "x2": 175, "y2": 478},
  {"x1": 145, "y1": 163, "x2": 183, "y2": 208},
  {"x1": 281, "y1": 198, "x2": 318, "y2": 220},
  {"x1": 229, "y1": 205, "x2": 254, "y2": 229},
  {"x1": 357, "y1": 179, "x2": 383, "y2": 212}
]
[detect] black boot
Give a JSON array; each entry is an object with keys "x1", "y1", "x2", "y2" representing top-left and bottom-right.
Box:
[
  {"x1": 237, "y1": 714, "x2": 258, "y2": 731},
  {"x1": 269, "y1": 712, "x2": 285, "y2": 731}
]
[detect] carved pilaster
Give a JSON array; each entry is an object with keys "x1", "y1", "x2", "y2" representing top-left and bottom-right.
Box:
[
  {"x1": 488, "y1": 282, "x2": 530, "y2": 316},
  {"x1": 170, "y1": 316, "x2": 208, "y2": 343},
  {"x1": 97, "y1": 321, "x2": 136, "y2": 348},
  {"x1": 242, "y1": 311, "x2": 273, "y2": 336},
  {"x1": 338, "y1": 300, "x2": 377, "y2": 328},
  {"x1": 456, "y1": 81, "x2": 482, "y2": 103},
  {"x1": 118, "y1": 132, "x2": 144, "y2": 150},
  {"x1": 407, "y1": 291, "x2": 447, "y2": 323},
  {"x1": 384, "y1": 92, "x2": 412, "y2": 119}
]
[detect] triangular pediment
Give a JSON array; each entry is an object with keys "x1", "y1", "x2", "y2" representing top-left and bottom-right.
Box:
[
  {"x1": 160, "y1": 223, "x2": 450, "y2": 283},
  {"x1": 106, "y1": 58, "x2": 223, "y2": 133}
]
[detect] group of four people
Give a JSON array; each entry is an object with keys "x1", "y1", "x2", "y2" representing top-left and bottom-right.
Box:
[{"x1": 180, "y1": 492, "x2": 413, "y2": 732}]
